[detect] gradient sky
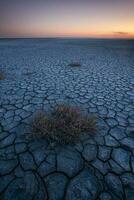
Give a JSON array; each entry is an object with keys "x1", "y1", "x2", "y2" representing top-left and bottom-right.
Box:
[{"x1": 0, "y1": 0, "x2": 134, "y2": 38}]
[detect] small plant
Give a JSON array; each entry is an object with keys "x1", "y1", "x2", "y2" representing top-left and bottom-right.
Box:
[
  {"x1": 0, "y1": 71, "x2": 5, "y2": 80},
  {"x1": 31, "y1": 105, "x2": 97, "y2": 144},
  {"x1": 23, "y1": 71, "x2": 33, "y2": 76},
  {"x1": 69, "y1": 63, "x2": 81, "y2": 67}
]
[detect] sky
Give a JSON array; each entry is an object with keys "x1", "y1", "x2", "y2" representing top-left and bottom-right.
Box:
[{"x1": 0, "y1": 0, "x2": 134, "y2": 38}]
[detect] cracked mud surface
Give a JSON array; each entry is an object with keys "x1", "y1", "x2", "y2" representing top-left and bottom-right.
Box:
[{"x1": 0, "y1": 39, "x2": 134, "y2": 199}]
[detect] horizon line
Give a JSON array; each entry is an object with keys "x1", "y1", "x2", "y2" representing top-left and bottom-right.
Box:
[{"x1": 0, "y1": 36, "x2": 134, "y2": 40}]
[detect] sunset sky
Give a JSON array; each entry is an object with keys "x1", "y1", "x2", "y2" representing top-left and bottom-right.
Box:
[{"x1": 0, "y1": 0, "x2": 134, "y2": 38}]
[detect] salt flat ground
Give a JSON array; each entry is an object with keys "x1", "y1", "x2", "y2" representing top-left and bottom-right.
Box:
[{"x1": 0, "y1": 39, "x2": 134, "y2": 200}]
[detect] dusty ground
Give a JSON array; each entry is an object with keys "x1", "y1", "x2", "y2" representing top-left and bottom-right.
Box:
[{"x1": 0, "y1": 39, "x2": 134, "y2": 199}]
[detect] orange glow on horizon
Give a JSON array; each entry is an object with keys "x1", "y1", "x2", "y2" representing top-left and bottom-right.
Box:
[
  {"x1": 7, "y1": 32, "x2": 134, "y2": 39},
  {"x1": 2, "y1": 27, "x2": 134, "y2": 39}
]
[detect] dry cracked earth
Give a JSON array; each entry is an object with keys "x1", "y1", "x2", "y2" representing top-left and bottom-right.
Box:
[{"x1": 0, "y1": 39, "x2": 134, "y2": 200}]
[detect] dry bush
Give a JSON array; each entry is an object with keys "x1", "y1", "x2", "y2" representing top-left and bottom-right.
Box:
[
  {"x1": 31, "y1": 105, "x2": 97, "y2": 144},
  {"x1": 69, "y1": 63, "x2": 81, "y2": 67},
  {"x1": 0, "y1": 71, "x2": 5, "y2": 80},
  {"x1": 23, "y1": 71, "x2": 33, "y2": 76}
]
